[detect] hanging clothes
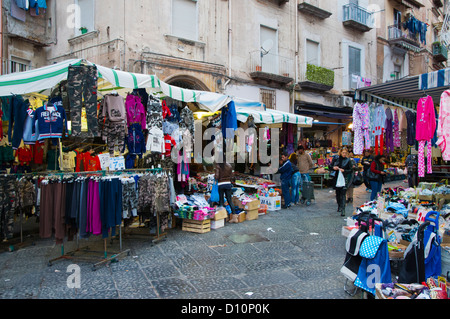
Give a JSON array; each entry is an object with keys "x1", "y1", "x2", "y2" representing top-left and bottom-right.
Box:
[
  {"x1": 352, "y1": 102, "x2": 371, "y2": 155},
  {"x1": 437, "y1": 90, "x2": 450, "y2": 161},
  {"x1": 384, "y1": 108, "x2": 394, "y2": 154},
  {"x1": 405, "y1": 110, "x2": 416, "y2": 146},
  {"x1": 372, "y1": 104, "x2": 386, "y2": 155},
  {"x1": 32, "y1": 101, "x2": 69, "y2": 141},
  {"x1": 416, "y1": 95, "x2": 436, "y2": 177},
  {"x1": 125, "y1": 94, "x2": 146, "y2": 130},
  {"x1": 98, "y1": 94, "x2": 127, "y2": 156},
  {"x1": 393, "y1": 109, "x2": 401, "y2": 148},
  {"x1": 0, "y1": 176, "x2": 18, "y2": 241},
  {"x1": 8, "y1": 96, "x2": 30, "y2": 149}
]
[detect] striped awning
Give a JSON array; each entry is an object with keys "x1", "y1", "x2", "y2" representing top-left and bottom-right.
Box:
[
  {"x1": 236, "y1": 107, "x2": 313, "y2": 127},
  {"x1": 355, "y1": 69, "x2": 450, "y2": 111},
  {"x1": 0, "y1": 59, "x2": 262, "y2": 113}
]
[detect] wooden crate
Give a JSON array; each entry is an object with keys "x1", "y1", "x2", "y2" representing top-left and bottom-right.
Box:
[{"x1": 182, "y1": 219, "x2": 211, "y2": 233}]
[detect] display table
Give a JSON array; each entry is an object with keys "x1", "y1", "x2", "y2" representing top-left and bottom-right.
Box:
[{"x1": 309, "y1": 173, "x2": 330, "y2": 189}]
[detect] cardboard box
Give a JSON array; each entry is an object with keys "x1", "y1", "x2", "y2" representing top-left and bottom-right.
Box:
[
  {"x1": 211, "y1": 219, "x2": 225, "y2": 230},
  {"x1": 244, "y1": 199, "x2": 260, "y2": 211},
  {"x1": 260, "y1": 196, "x2": 281, "y2": 211},
  {"x1": 418, "y1": 194, "x2": 434, "y2": 201},
  {"x1": 232, "y1": 197, "x2": 245, "y2": 209},
  {"x1": 236, "y1": 212, "x2": 246, "y2": 223},
  {"x1": 214, "y1": 208, "x2": 228, "y2": 221},
  {"x1": 246, "y1": 209, "x2": 259, "y2": 221}
]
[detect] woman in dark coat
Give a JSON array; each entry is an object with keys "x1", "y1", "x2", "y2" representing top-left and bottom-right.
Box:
[{"x1": 330, "y1": 147, "x2": 356, "y2": 216}]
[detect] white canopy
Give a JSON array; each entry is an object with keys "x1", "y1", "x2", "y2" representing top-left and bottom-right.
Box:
[
  {"x1": 0, "y1": 59, "x2": 309, "y2": 123},
  {"x1": 236, "y1": 107, "x2": 313, "y2": 127}
]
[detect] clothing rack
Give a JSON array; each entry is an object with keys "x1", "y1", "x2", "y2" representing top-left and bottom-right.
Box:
[{"x1": 2, "y1": 167, "x2": 170, "y2": 270}]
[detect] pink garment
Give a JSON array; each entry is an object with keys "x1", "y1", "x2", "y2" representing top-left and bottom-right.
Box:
[
  {"x1": 86, "y1": 180, "x2": 102, "y2": 236},
  {"x1": 126, "y1": 94, "x2": 146, "y2": 130},
  {"x1": 393, "y1": 109, "x2": 401, "y2": 148},
  {"x1": 352, "y1": 102, "x2": 371, "y2": 155},
  {"x1": 438, "y1": 90, "x2": 450, "y2": 161},
  {"x1": 416, "y1": 96, "x2": 436, "y2": 141},
  {"x1": 416, "y1": 96, "x2": 436, "y2": 177}
]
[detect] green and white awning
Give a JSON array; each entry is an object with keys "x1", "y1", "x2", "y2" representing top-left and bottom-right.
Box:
[
  {"x1": 236, "y1": 107, "x2": 313, "y2": 127},
  {"x1": 0, "y1": 59, "x2": 280, "y2": 114}
]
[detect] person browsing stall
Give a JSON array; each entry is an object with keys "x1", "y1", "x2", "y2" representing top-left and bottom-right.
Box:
[{"x1": 277, "y1": 152, "x2": 294, "y2": 209}]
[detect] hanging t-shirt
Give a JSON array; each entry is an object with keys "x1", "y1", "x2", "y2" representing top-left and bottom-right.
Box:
[
  {"x1": 147, "y1": 127, "x2": 164, "y2": 153},
  {"x1": 61, "y1": 151, "x2": 77, "y2": 172}
]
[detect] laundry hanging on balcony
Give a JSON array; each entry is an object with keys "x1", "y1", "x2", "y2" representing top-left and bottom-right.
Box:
[{"x1": 403, "y1": 15, "x2": 428, "y2": 45}]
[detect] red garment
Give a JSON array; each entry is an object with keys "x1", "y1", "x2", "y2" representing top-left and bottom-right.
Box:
[
  {"x1": 163, "y1": 134, "x2": 176, "y2": 157},
  {"x1": 370, "y1": 161, "x2": 384, "y2": 174},
  {"x1": 17, "y1": 146, "x2": 33, "y2": 164},
  {"x1": 162, "y1": 100, "x2": 171, "y2": 119},
  {"x1": 75, "y1": 152, "x2": 101, "y2": 172},
  {"x1": 33, "y1": 140, "x2": 45, "y2": 164},
  {"x1": 84, "y1": 153, "x2": 101, "y2": 171}
]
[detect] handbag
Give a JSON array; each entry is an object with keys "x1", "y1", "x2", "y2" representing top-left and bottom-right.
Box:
[
  {"x1": 352, "y1": 171, "x2": 364, "y2": 186},
  {"x1": 210, "y1": 181, "x2": 220, "y2": 203}
]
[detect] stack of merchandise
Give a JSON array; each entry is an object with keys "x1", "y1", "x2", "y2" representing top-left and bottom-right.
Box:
[
  {"x1": 376, "y1": 277, "x2": 449, "y2": 299},
  {"x1": 173, "y1": 194, "x2": 215, "y2": 221},
  {"x1": 257, "y1": 187, "x2": 281, "y2": 212}
]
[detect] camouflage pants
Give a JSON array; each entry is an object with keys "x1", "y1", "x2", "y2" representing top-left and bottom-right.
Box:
[
  {"x1": 121, "y1": 179, "x2": 138, "y2": 219},
  {"x1": 67, "y1": 65, "x2": 98, "y2": 137},
  {"x1": 0, "y1": 177, "x2": 17, "y2": 241},
  {"x1": 106, "y1": 121, "x2": 126, "y2": 156}
]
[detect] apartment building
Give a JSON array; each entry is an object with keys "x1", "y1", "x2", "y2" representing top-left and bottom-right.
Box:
[
  {"x1": 0, "y1": 0, "x2": 55, "y2": 74},
  {"x1": 1, "y1": 1, "x2": 382, "y2": 118},
  {"x1": 374, "y1": 0, "x2": 448, "y2": 84}
]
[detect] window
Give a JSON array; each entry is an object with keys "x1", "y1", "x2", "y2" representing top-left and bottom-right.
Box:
[
  {"x1": 9, "y1": 57, "x2": 31, "y2": 74},
  {"x1": 172, "y1": 0, "x2": 198, "y2": 40},
  {"x1": 260, "y1": 88, "x2": 276, "y2": 110},
  {"x1": 260, "y1": 25, "x2": 278, "y2": 74},
  {"x1": 348, "y1": 46, "x2": 361, "y2": 89},
  {"x1": 394, "y1": 9, "x2": 402, "y2": 29},
  {"x1": 306, "y1": 39, "x2": 320, "y2": 66},
  {"x1": 74, "y1": 0, "x2": 95, "y2": 36}
]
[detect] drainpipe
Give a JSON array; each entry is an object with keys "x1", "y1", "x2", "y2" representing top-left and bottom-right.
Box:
[
  {"x1": 226, "y1": 0, "x2": 232, "y2": 90},
  {"x1": 292, "y1": 1, "x2": 299, "y2": 114}
]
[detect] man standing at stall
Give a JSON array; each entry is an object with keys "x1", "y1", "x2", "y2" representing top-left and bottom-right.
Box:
[
  {"x1": 278, "y1": 152, "x2": 294, "y2": 209},
  {"x1": 296, "y1": 145, "x2": 314, "y2": 182}
]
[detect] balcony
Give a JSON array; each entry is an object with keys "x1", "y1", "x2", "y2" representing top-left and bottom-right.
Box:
[
  {"x1": 387, "y1": 25, "x2": 421, "y2": 53},
  {"x1": 249, "y1": 51, "x2": 294, "y2": 85},
  {"x1": 342, "y1": 3, "x2": 373, "y2": 32},
  {"x1": 298, "y1": 1, "x2": 332, "y2": 19},
  {"x1": 298, "y1": 64, "x2": 335, "y2": 91},
  {"x1": 432, "y1": 42, "x2": 448, "y2": 62}
]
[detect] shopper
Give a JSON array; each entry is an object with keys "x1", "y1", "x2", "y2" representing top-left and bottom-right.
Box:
[
  {"x1": 346, "y1": 151, "x2": 358, "y2": 204},
  {"x1": 368, "y1": 154, "x2": 387, "y2": 201},
  {"x1": 362, "y1": 149, "x2": 374, "y2": 192},
  {"x1": 278, "y1": 152, "x2": 294, "y2": 209},
  {"x1": 214, "y1": 158, "x2": 238, "y2": 223},
  {"x1": 330, "y1": 147, "x2": 354, "y2": 216},
  {"x1": 291, "y1": 164, "x2": 301, "y2": 205},
  {"x1": 296, "y1": 145, "x2": 314, "y2": 182}
]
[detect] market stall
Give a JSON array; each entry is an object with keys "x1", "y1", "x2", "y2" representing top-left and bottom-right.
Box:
[
  {"x1": 0, "y1": 59, "x2": 314, "y2": 259},
  {"x1": 353, "y1": 68, "x2": 450, "y2": 185},
  {"x1": 341, "y1": 181, "x2": 450, "y2": 299}
]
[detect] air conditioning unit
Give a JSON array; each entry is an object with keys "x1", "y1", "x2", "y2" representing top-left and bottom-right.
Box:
[{"x1": 340, "y1": 96, "x2": 354, "y2": 107}]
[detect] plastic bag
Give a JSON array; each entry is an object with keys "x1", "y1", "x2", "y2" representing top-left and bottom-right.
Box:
[
  {"x1": 336, "y1": 170, "x2": 345, "y2": 188},
  {"x1": 210, "y1": 181, "x2": 219, "y2": 203}
]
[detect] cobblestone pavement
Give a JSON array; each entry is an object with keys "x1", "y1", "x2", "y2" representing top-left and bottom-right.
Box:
[{"x1": 0, "y1": 181, "x2": 403, "y2": 299}]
